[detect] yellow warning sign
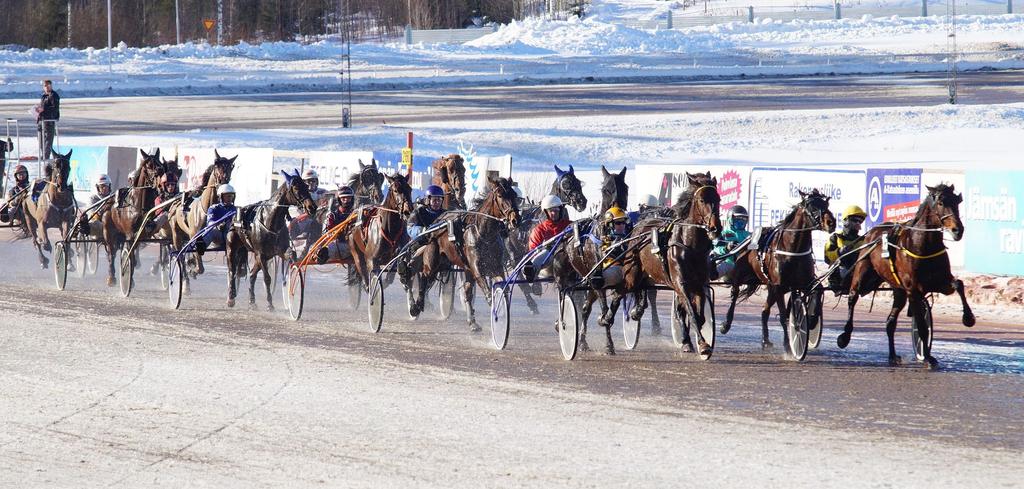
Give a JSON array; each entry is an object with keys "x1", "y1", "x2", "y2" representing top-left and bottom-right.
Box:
[
  {"x1": 203, "y1": 19, "x2": 216, "y2": 31},
  {"x1": 400, "y1": 148, "x2": 413, "y2": 173}
]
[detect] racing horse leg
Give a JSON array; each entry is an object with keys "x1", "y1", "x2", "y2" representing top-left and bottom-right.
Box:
[
  {"x1": 519, "y1": 283, "x2": 540, "y2": 315},
  {"x1": 721, "y1": 283, "x2": 740, "y2": 335},
  {"x1": 951, "y1": 279, "x2": 976, "y2": 327},
  {"x1": 262, "y1": 253, "x2": 276, "y2": 311},
  {"x1": 578, "y1": 289, "x2": 599, "y2": 352},
  {"x1": 225, "y1": 234, "x2": 238, "y2": 308},
  {"x1": 688, "y1": 286, "x2": 712, "y2": 357},
  {"x1": 909, "y1": 294, "x2": 939, "y2": 370},
  {"x1": 884, "y1": 289, "x2": 907, "y2": 366},
  {"x1": 647, "y1": 289, "x2": 662, "y2": 336},
  {"x1": 461, "y1": 270, "x2": 482, "y2": 333},
  {"x1": 760, "y1": 286, "x2": 776, "y2": 349},
  {"x1": 247, "y1": 254, "x2": 264, "y2": 310}
]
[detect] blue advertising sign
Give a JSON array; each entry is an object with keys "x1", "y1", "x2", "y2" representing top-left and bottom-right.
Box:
[
  {"x1": 963, "y1": 171, "x2": 1024, "y2": 275},
  {"x1": 66, "y1": 146, "x2": 108, "y2": 201},
  {"x1": 865, "y1": 168, "x2": 922, "y2": 227}
]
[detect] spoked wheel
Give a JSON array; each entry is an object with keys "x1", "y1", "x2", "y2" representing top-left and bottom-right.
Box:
[
  {"x1": 168, "y1": 255, "x2": 185, "y2": 309},
  {"x1": 808, "y1": 289, "x2": 824, "y2": 350},
  {"x1": 558, "y1": 292, "x2": 581, "y2": 361},
  {"x1": 438, "y1": 271, "x2": 456, "y2": 320},
  {"x1": 267, "y1": 255, "x2": 281, "y2": 297},
  {"x1": 75, "y1": 241, "x2": 87, "y2": 278},
  {"x1": 911, "y1": 300, "x2": 934, "y2": 362},
  {"x1": 688, "y1": 287, "x2": 716, "y2": 361},
  {"x1": 285, "y1": 265, "x2": 305, "y2": 321},
  {"x1": 367, "y1": 274, "x2": 384, "y2": 332},
  {"x1": 786, "y1": 292, "x2": 810, "y2": 361},
  {"x1": 53, "y1": 241, "x2": 68, "y2": 290},
  {"x1": 490, "y1": 286, "x2": 512, "y2": 350},
  {"x1": 158, "y1": 244, "x2": 170, "y2": 291},
  {"x1": 118, "y1": 246, "x2": 134, "y2": 298},
  {"x1": 621, "y1": 294, "x2": 641, "y2": 350}
]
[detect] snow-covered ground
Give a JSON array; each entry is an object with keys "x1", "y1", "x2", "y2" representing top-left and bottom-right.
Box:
[{"x1": 1, "y1": 12, "x2": 1022, "y2": 98}]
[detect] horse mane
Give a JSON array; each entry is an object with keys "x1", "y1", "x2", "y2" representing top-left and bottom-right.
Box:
[
  {"x1": 471, "y1": 177, "x2": 512, "y2": 210},
  {"x1": 673, "y1": 174, "x2": 716, "y2": 219},
  {"x1": 783, "y1": 188, "x2": 826, "y2": 227},
  {"x1": 347, "y1": 171, "x2": 362, "y2": 189},
  {"x1": 199, "y1": 163, "x2": 215, "y2": 185}
]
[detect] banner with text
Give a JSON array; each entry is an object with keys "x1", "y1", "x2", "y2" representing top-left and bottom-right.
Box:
[
  {"x1": 865, "y1": 168, "x2": 922, "y2": 227},
  {"x1": 963, "y1": 171, "x2": 1024, "y2": 275}
]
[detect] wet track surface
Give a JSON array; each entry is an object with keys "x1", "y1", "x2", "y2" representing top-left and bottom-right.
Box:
[
  {"x1": 1, "y1": 70, "x2": 1023, "y2": 134},
  {"x1": 3, "y1": 243, "x2": 1022, "y2": 455}
]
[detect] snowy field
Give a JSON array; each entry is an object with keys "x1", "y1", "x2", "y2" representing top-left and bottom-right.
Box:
[{"x1": 1, "y1": 12, "x2": 1022, "y2": 97}]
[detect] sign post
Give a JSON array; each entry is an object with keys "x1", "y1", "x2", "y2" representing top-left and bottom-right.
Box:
[
  {"x1": 400, "y1": 132, "x2": 413, "y2": 175},
  {"x1": 203, "y1": 19, "x2": 216, "y2": 45}
]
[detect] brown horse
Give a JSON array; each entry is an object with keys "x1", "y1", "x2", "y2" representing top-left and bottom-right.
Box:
[
  {"x1": 165, "y1": 151, "x2": 236, "y2": 292},
  {"x1": 721, "y1": 189, "x2": 836, "y2": 353},
  {"x1": 431, "y1": 154, "x2": 466, "y2": 210},
  {"x1": 409, "y1": 176, "x2": 521, "y2": 332},
  {"x1": 100, "y1": 149, "x2": 167, "y2": 286},
  {"x1": 837, "y1": 184, "x2": 974, "y2": 369},
  {"x1": 227, "y1": 169, "x2": 316, "y2": 310},
  {"x1": 348, "y1": 172, "x2": 415, "y2": 289},
  {"x1": 612, "y1": 172, "x2": 723, "y2": 357},
  {"x1": 21, "y1": 150, "x2": 77, "y2": 269}
]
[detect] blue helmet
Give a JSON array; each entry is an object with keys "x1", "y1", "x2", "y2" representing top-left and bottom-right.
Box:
[{"x1": 426, "y1": 185, "x2": 445, "y2": 198}]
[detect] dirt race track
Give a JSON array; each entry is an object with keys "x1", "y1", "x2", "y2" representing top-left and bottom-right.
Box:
[{"x1": 0, "y1": 228, "x2": 1021, "y2": 488}]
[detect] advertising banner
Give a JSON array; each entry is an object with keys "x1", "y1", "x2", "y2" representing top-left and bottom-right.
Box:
[
  {"x1": 749, "y1": 168, "x2": 865, "y2": 260},
  {"x1": 308, "y1": 150, "x2": 374, "y2": 191},
  {"x1": 66, "y1": 146, "x2": 108, "y2": 202},
  {"x1": 631, "y1": 165, "x2": 749, "y2": 212},
  {"x1": 175, "y1": 148, "x2": 273, "y2": 206},
  {"x1": 865, "y1": 168, "x2": 922, "y2": 227},
  {"x1": 963, "y1": 171, "x2": 1024, "y2": 275}
]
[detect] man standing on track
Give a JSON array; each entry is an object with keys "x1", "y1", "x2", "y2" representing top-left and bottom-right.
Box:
[{"x1": 36, "y1": 80, "x2": 60, "y2": 162}]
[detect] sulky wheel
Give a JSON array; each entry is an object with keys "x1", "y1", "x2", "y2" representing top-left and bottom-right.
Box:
[
  {"x1": 53, "y1": 241, "x2": 68, "y2": 291},
  {"x1": 621, "y1": 294, "x2": 641, "y2": 350},
  {"x1": 285, "y1": 265, "x2": 305, "y2": 321},
  {"x1": 367, "y1": 275, "x2": 384, "y2": 333},
  {"x1": 786, "y1": 291, "x2": 810, "y2": 361},
  {"x1": 489, "y1": 286, "x2": 512, "y2": 350},
  {"x1": 167, "y1": 255, "x2": 185, "y2": 309},
  {"x1": 118, "y1": 246, "x2": 135, "y2": 298},
  {"x1": 558, "y1": 292, "x2": 581, "y2": 361}
]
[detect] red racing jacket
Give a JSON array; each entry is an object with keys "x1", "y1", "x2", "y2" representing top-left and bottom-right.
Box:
[{"x1": 528, "y1": 217, "x2": 571, "y2": 251}]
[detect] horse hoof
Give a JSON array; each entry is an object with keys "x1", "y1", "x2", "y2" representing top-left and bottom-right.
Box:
[
  {"x1": 528, "y1": 304, "x2": 540, "y2": 315},
  {"x1": 43, "y1": 243, "x2": 51, "y2": 252},
  {"x1": 40, "y1": 262, "x2": 48, "y2": 270},
  {"x1": 579, "y1": 337, "x2": 590, "y2": 352},
  {"x1": 248, "y1": 302, "x2": 257, "y2": 311},
  {"x1": 603, "y1": 343, "x2": 616, "y2": 356},
  {"x1": 761, "y1": 340, "x2": 774, "y2": 350},
  {"x1": 888, "y1": 355, "x2": 902, "y2": 367},
  {"x1": 470, "y1": 323, "x2": 482, "y2": 333},
  {"x1": 719, "y1": 322, "x2": 732, "y2": 335},
  {"x1": 698, "y1": 342, "x2": 713, "y2": 358},
  {"x1": 266, "y1": 305, "x2": 275, "y2": 312},
  {"x1": 651, "y1": 325, "x2": 663, "y2": 337},
  {"x1": 837, "y1": 333, "x2": 851, "y2": 349},
  {"x1": 106, "y1": 277, "x2": 116, "y2": 287},
  {"x1": 925, "y1": 356, "x2": 939, "y2": 370},
  {"x1": 227, "y1": 299, "x2": 235, "y2": 308},
  {"x1": 680, "y1": 341, "x2": 694, "y2": 353},
  {"x1": 963, "y1": 313, "x2": 976, "y2": 328}
]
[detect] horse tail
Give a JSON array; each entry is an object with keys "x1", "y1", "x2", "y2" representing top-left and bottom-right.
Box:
[{"x1": 736, "y1": 282, "x2": 760, "y2": 303}]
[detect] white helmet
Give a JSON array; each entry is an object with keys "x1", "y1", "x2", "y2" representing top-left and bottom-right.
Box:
[
  {"x1": 218, "y1": 183, "x2": 236, "y2": 195},
  {"x1": 302, "y1": 169, "x2": 318, "y2": 180},
  {"x1": 640, "y1": 194, "x2": 658, "y2": 207},
  {"x1": 541, "y1": 194, "x2": 563, "y2": 210},
  {"x1": 96, "y1": 174, "x2": 111, "y2": 186}
]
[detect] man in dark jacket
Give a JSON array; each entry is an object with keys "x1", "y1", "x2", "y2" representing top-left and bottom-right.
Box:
[
  {"x1": 36, "y1": 80, "x2": 60, "y2": 161},
  {"x1": 0, "y1": 136, "x2": 13, "y2": 191}
]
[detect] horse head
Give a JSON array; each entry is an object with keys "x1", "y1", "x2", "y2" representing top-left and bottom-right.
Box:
[
  {"x1": 384, "y1": 172, "x2": 414, "y2": 216},
  {"x1": 138, "y1": 148, "x2": 167, "y2": 187},
  {"x1": 355, "y1": 159, "x2": 385, "y2": 204},
  {"x1": 485, "y1": 176, "x2": 522, "y2": 231},
  {"x1": 553, "y1": 164, "x2": 587, "y2": 212},
  {"x1": 212, "y1": 149, "x2": 237, "y2": 186},
  {"x1": 51, "y1": 149, "x2": 72, "y2": 191},
  {"x1": 282, "y1": 169, "x2": 317, "y2": 216},
  {"x1": 676, "y1": 172, "x2": 722, "y2": 240},
  {"x1": 436, "y1": 154, "x2": 467, "y2": 209},
  {"x1": 600, "y1": 165, "x2": 628, "y2": 212},
  {"x1": 797, "y1": 189, "x2": 836, "y2": 233},
  {"x1": 923, "y1": 183, "x2": 964, "y2": 241}
]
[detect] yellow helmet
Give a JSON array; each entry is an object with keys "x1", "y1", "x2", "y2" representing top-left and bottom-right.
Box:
[
  {"x1": 604, "y1": 206, "x2": 627, "y2": 222},
  {"x1": 843, "y1": 205, "x2": 866, "y2": 219}
]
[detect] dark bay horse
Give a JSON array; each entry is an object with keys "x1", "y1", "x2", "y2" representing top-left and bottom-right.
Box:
[
  {"x1": 409, "y1": 177, "x2": 521, "y2": 332},
  {"x1": 562, "y1": 165, "x2": 628, "y2": 353},
  {"x1": 348, "y1": 172, "x2": 415, "y2": 288},
  {"x1": 349, "y1": 159, "x2": 385, "y2": 206},
  {"x1": 721, "y1": 189, "x2": 836, "y2": 352},
  {"x1": 614, "y1": 172, "x2": 723, "y2": 357},
  {"x1": 22, "y1": 150, "x2": 77, "y2": 269},
  {"x1": 432, "y1": 154, "x2": 466, "y2": 210},
  {"x1": 166, "y1": 151, "x2": 236, "y2": 291},
  {"x1": 551, "y1": 165, "x2": 587, "y2": 213},
  {"x1": 227, "y1": 169, "x2": 316, "y2": 309},
  {"x1": 100, "y1": 149, "x2": 167, "y2": 286},
  {"x1": 838, "y1": 184, "x2": 974, "y2": 369}
]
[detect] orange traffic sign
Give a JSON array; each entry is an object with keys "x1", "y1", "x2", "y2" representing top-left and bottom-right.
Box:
[{"x1": 203, "y1": 19, "x2": 216, "y2": 31}]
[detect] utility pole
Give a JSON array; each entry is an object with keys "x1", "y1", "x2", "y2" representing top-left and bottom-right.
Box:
[
  {"x1": 217, "y1": 0, "x2": 223, "y2": 45},
  {"x1": 946, "y1": 0, "x2": 958, "y2": 104},
  {"x1": 107, "y1": 0, "x2": 112, "y2": 74},
  {"x1": 175, "y1": 0, "x2": 181, "y2": 44},
  {"x1": 67, "y1": 1, "x2": 71, "y2": 48},
  {"x1": 341, "y1": 0, "x2": 353, "y2": 128}
]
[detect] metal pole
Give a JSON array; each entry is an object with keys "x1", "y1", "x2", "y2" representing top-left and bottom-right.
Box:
[
  {"x1": 107, "y1": 0, "x2": 112, "y2": 74},
  {"x1": 175, "y1": 0, "x2": 181, "y2": 44},
  {"x1": 1009, "y1": 0, "x2": 1014, "y2": 14},
  {"x1": 922, "y1": 0, "x2": 928, "y2": 17},
  {"x1": 67, "y1": 1, "x2": 71, "y2": 48},
  {"x1": 217, "y1": 0, "x2": 223, "y2": 45}
]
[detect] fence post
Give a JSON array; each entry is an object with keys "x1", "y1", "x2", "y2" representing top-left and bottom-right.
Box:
[
  {"x1": 1009, "y1": 0, "x2": 1013, "y2": 14},
  {"x1": 834, "y1": 2, "x2": 841, "y2": 19},
  {"x1": 748, "y1": 6, "x2": 754, "y2": 22},
  {"x1": 921, "y1": 0, "x2": 928, "y2": 17},
  {"x1": 666, "y1": 10, "x2": 673, "y2": 29},
  {"x1": 405, "y1": 25, "x2": 412, "y2": 45}
]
